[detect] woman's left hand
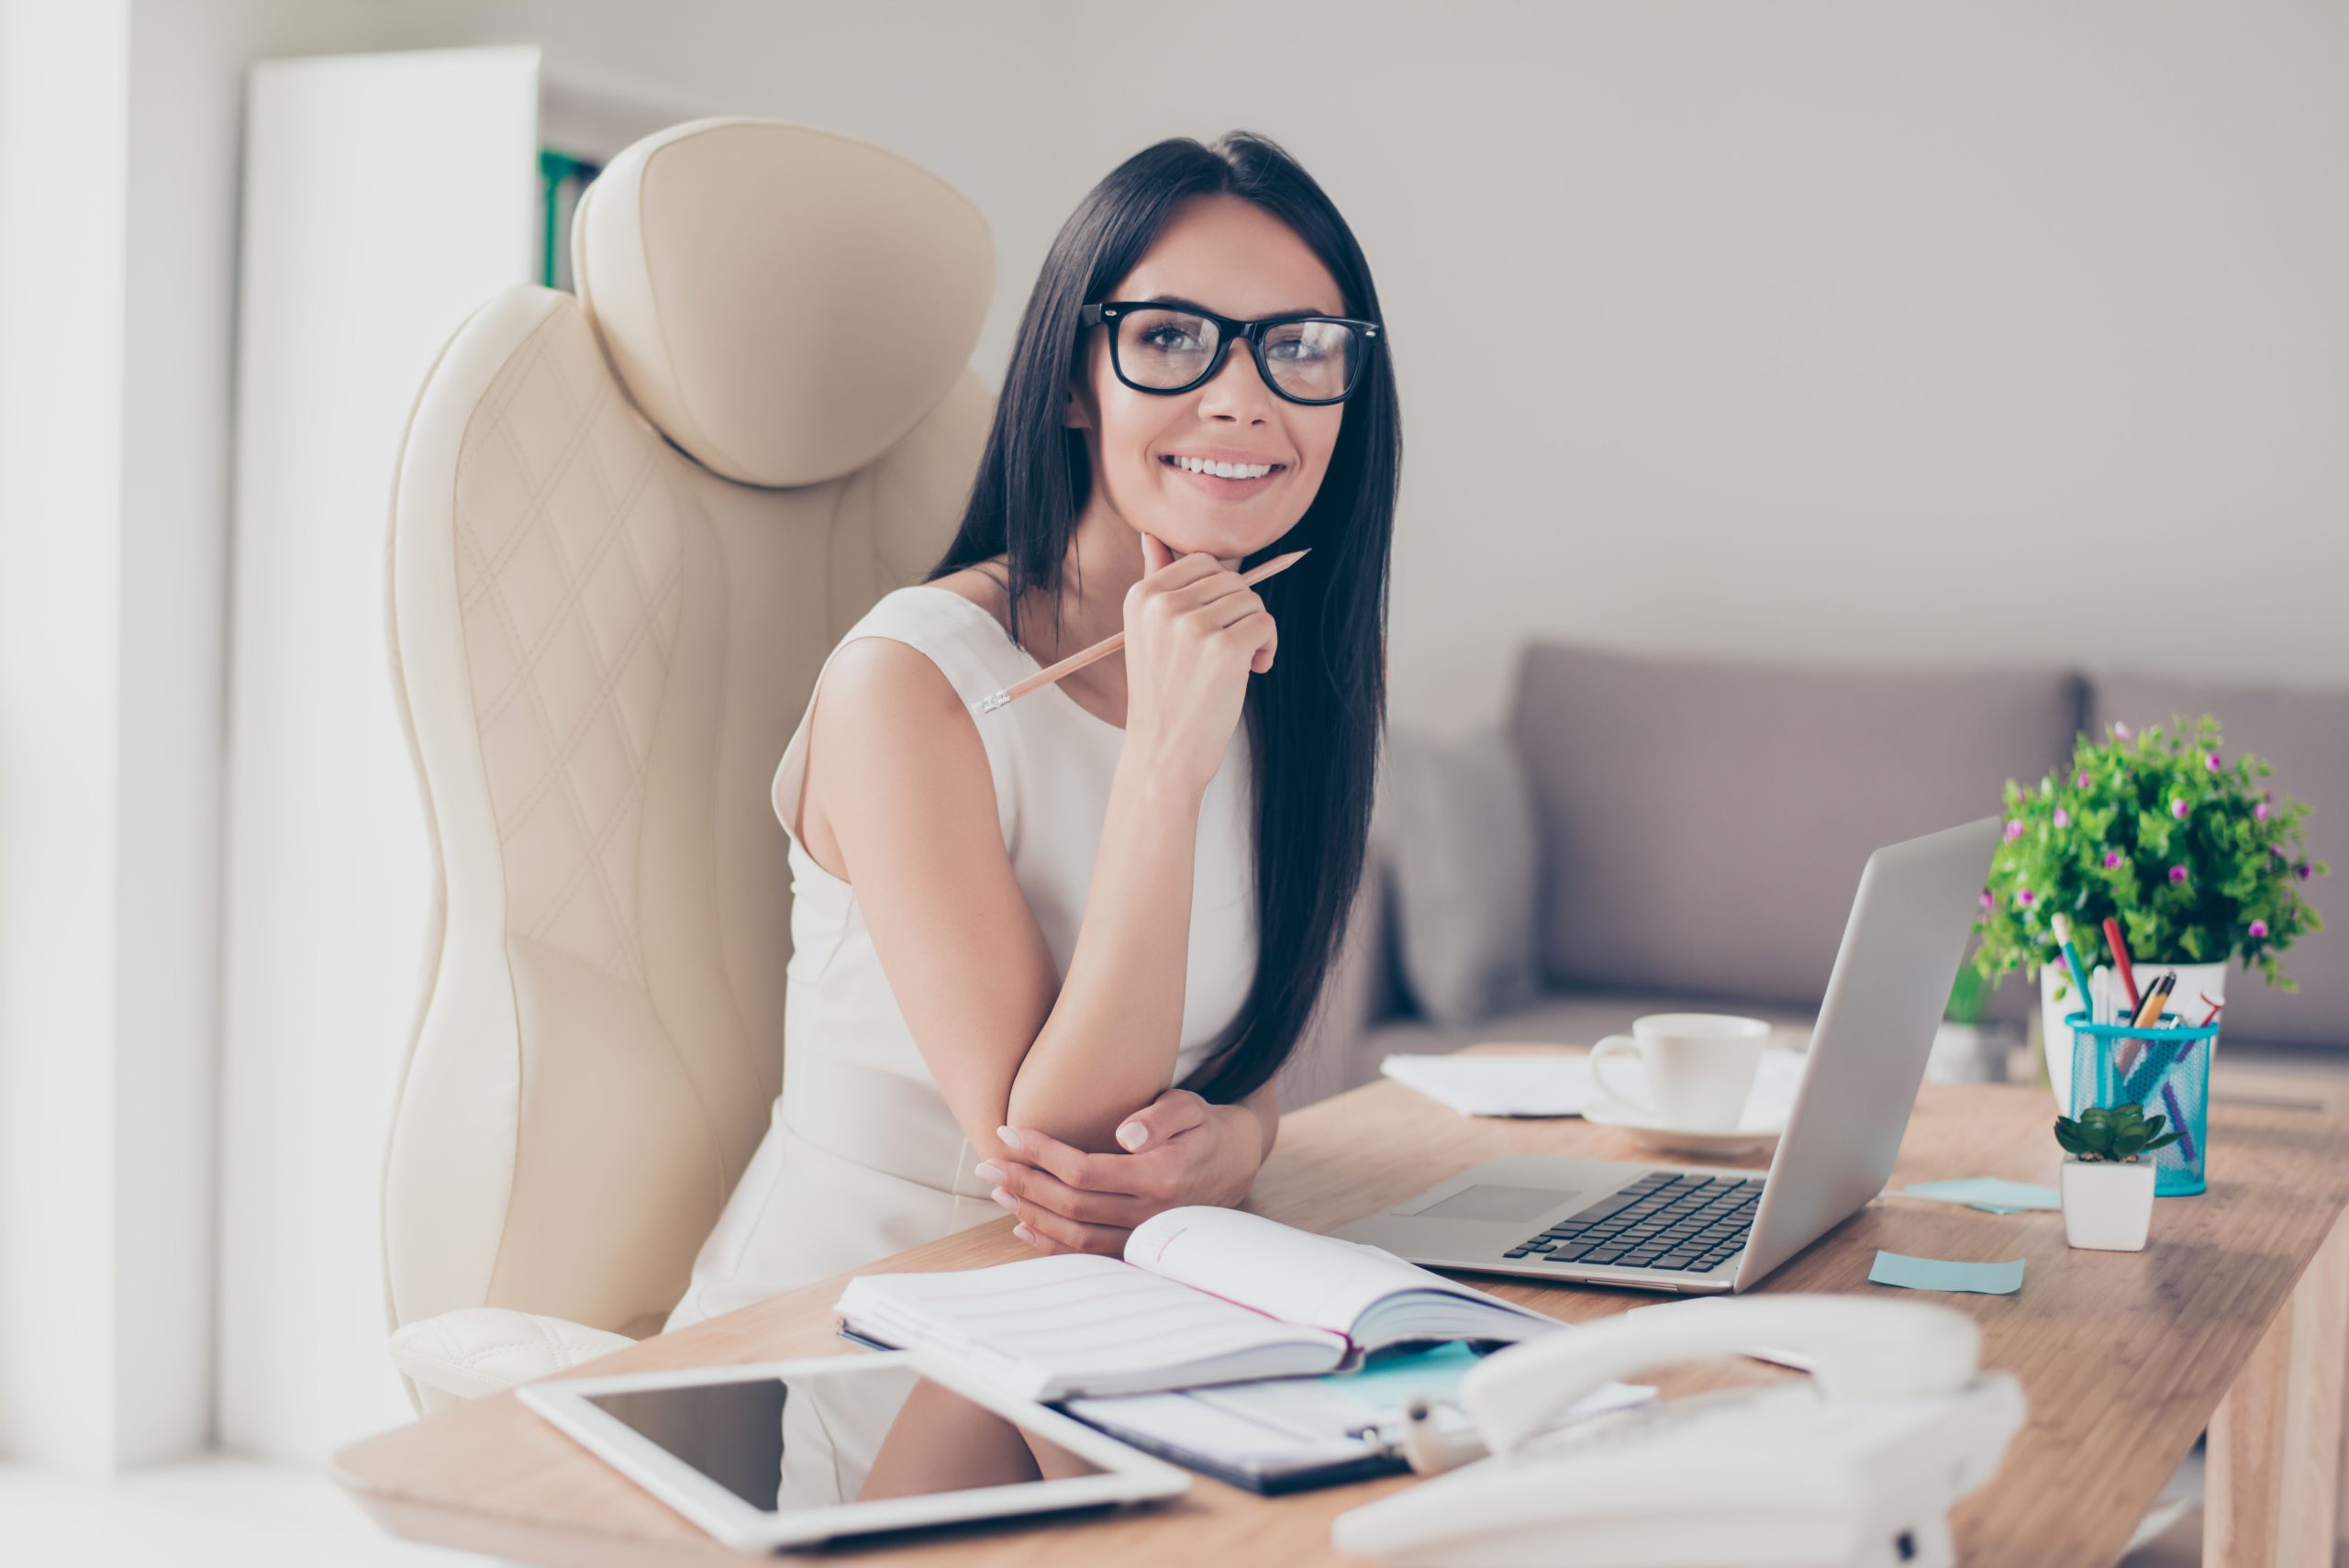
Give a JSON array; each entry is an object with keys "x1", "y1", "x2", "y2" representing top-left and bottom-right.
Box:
[{"x1": 981, "y1": 1089, "x2": 1267, "y2": 1256}]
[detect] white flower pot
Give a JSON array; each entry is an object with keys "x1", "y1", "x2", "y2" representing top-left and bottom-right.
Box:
[
  {"x1": 2040, "y1": 959, "x2": 2227, "y2": 1117},
  {"x1": 2061, "y1": 1158, "x2": 2156, "y2": 1251}
]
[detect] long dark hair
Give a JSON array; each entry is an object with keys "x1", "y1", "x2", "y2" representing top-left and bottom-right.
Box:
[{"x1": 926, "y1": 130, "x2": 1399, "y2": 1105}]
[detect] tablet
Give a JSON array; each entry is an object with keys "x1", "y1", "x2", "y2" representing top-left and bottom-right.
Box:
[{"x1": 518, "y1": 1351, "x2": 1189, "y2": 1551}]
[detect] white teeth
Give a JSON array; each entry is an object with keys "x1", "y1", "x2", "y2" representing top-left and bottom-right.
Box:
[{"x1": 1170, "y1": 455, "x2": 1275, "y2": 479}]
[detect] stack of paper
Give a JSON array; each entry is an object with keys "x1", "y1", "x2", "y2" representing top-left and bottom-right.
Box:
[
  {"x1": 1378, "y1": 1053, "x2": 1592, "y2": 1117},
  {"x1": 1382, "y1": 1048, "x2": 1809, "y2": 1121}
]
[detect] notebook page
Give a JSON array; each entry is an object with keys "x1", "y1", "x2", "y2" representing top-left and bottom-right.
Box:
[
  {"x1": 1124, "y1": 1207, "x2": 1545, "y2": 1340},
  {"x1": 835, "y1": 1253, "x2": 1346, "y2": 1393}
]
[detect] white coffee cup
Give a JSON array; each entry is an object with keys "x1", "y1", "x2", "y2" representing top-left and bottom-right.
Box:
[{"x1": 1587, "y1": 1013, "x2": 1771, "y2": 1130}]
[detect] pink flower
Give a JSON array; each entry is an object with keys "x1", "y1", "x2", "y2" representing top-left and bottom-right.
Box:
[
  {"x1": 2053, "y1": 807, "x2": 2071, "y2": 828},
  {"x1": 2249, "y1": 919, "x2": 2270, "y2": 939},
  {"x1": 2300, "y1": 863, "x2": 2314, "y2": 881},
  {"x1": 2206, "y1": 753, "x2": 2221, "y2": 771},
  {"x1": 2016, "y1": 888, "x2": 2035, "y2": 906},
  {"x1": 2077, "y1": 772, "x2": 2091, "y2": 788},
  {"x1": 2169, "y1": 865, "x2": 2188, "y2": 884},
  {"x1": 1979, "y1": 889, "x2": 1995, "y2": 912},
  {"x1": 2114, "y1": 721, "x2": 2132, "y2": 740},
  {"x1": 2171, "y1": 798, "x2": 2189, "y2": 819},
  {"x1": 2104, "y1": 851, "x2": 2123, "y2": 868},
  {"x1": 2254, "y1": 802, "x2": 2270, "y2": 821},
  {"x1": 2005, "y1": 819, "x2": 2024, "y2": 840}
]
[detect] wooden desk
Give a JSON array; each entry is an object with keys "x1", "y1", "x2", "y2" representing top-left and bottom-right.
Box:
[{"x1": 337, "y1": 1048, "x2": 2349, "y2": 1568}]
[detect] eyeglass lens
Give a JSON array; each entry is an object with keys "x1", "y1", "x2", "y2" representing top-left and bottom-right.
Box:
[{"x1": 1116, "y1": 307, "x2": 1361, "y2": 401}]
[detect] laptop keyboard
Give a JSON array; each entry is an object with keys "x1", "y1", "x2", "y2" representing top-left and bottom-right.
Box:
[{"x1": 1502, "y1": 1171, "x2": 1764, "y2": 1273}]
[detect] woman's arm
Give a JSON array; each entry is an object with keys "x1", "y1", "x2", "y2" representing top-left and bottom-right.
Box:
[
  {"x1": 982, "y1": 1077, "x2": 1282, "y2": 1256},
  {"x1": 802, "y1": 637, "x2": 1208, "y2": 1163}
]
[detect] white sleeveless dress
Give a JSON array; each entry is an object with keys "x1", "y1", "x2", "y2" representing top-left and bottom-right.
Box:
[{"x1": 664, "y1": 583, "x2": 1259, "y2": 1332}]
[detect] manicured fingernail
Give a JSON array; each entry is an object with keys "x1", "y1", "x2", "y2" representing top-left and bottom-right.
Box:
[
  {"x1": 1013, "y1": 1223, "x2": 1035, "y2": 1241},
  {"x1": 1116, "y1": 1122, "x2": 1148, "y2": 1151},
  {"x1": 996, "y1": 1126, "x2": 1019, "y2": 1150},
  {"x1": 990, "y1": 1185, "x2": 1018, "y2": 1211},
  {"x1": 974, "y1": 1161, "x2": 1006, "y2": 1184}
]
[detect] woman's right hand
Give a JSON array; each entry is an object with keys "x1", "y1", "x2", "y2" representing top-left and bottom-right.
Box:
[{"x1": 1121, "y1": 530, "x2": 1276, "y2": 796}]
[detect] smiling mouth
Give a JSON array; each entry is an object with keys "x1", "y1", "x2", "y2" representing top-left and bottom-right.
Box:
[{"x1": 1161, "y1": 455, "x2": 1287, "y2": 481}]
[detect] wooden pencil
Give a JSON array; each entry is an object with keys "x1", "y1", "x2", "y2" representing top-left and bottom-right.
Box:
[{"x1": 974, "y1": 549, "x2": 1310, "y2": 715}]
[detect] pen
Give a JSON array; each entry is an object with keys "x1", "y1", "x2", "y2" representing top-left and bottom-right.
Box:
[
  {"x1": 2102, "y1": 917, "x2": 2142, "y2": 1014},
  {"x1": 2117, "y1": 973, "x2": 2175, "y2": 1082}
]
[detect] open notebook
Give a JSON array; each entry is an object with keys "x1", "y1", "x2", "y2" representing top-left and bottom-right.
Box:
[{"x1": 833, "y1": 1207, "x2": 1557, "y2": 1402}]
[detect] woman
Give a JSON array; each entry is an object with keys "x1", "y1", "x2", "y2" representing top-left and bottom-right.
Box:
[{"x1": 666, "y1": 129, "x2": 1398, "y2": 1331}]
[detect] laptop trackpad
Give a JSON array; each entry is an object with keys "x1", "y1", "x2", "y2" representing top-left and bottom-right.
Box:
[{"x1": 1403, "y1": 1184, "x2": 1585, "y2": 1222}]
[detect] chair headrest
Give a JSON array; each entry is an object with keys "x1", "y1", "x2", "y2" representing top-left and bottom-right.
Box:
[{"x1": 573, "y1": 117, "x2": 994, "y2": 488}]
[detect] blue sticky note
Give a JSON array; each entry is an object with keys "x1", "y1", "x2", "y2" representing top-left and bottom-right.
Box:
[
  {"x1": 1314, "y1": 1341, "x2": 1482, "y2": 1410},
  {"x1": 1903, "y1": 1177, "x2": 2061, "y2": 1213},
  {"x1": 1869, "y1": 1250, "x2": 2025, "y2": 1296}
]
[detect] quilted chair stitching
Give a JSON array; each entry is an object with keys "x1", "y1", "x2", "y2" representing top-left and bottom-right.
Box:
[
  {"x1": 454, "y1": 363, "x2": 616, "y2": 617},
  {"x1": 469, "y1": 433, "x2": 662, "y2": 731},
  {"x1": 460, "y1": 315, "x2": 557, "y2": 453},
  {"x1": 529, "y1": 335, "x2": 672, "y2": 763},
  {"x1": 476, "y1": 411, "x2": 660, "y2": 806},
  {"x1": 468, "y1": 513, "x2": 639, "y2": 977},
  {"x1": 463, "y1": 348, "x2": 674, "y2": 881},
  {"x1": 508, "y1": 556, "x2": 683, "y2": 964},
  {"x1": 523, "y1": 732, "x2": 653, "y2": 973},
  {"x1": 486, "y1": 554, "x2": 677, "y2": 847},
  {"x1": 448, "y1": 340, "x2": 682, "y2": 977},
  {"x1": 664, "y1": 487, "x2": 757, "y2": 1204},
  {"x1": 438, "y1": 308, "x2": 613, "y2": 1342},
  {"x1": 569, "y1": 408, "x2": 682, "y2": 672},
  {"x1": 570, "y1": 440, "x2": 758, "y2": 1204}
]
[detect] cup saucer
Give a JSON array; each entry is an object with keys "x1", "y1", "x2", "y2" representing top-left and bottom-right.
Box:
[{"x1": 1580, "y1": 1099, "x2": 1789, "y2": 1157}]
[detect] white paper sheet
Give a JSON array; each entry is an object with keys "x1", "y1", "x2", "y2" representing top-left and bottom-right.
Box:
[{"x1": 1382, "y1": 1048, "x2": 1810, "y2": 1122}]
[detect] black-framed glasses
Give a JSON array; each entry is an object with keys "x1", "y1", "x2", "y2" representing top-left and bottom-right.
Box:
[{"x1": 1078, "y1": 300, "x2": 1381, "y2": 406}]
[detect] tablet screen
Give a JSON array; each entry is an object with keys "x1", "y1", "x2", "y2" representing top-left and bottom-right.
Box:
[{"x1": 583, "y1": 1361, "x2": 1108, "y2": 1515}]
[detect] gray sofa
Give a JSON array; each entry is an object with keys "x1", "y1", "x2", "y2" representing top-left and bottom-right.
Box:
[{"x1": 1275, "y1": 640, "x2": 2346, "y2": 1111}]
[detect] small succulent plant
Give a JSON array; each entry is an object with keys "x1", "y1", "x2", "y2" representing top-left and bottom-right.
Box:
[{"x1": 2054, "y1": 1102, "x2": 2180, "y2": 1163}]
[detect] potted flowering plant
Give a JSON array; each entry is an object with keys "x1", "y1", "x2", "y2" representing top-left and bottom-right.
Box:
[
  {"x1": 2054, "y1": 1103, "x2": 2176, "y2": 1251},
  {"x1": 1971, "y1": 716, "x2": 2327, "y2": 1110}
]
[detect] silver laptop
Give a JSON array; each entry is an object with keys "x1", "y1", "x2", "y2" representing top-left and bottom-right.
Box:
[{"x1": 1335, "y1": 816, "x2": 2001, "y2": 1295}]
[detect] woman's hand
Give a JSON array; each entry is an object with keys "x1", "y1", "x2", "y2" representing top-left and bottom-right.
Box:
[
  {"x1": 979, "y1": 1089, "x2": 1270, "y2": 1256},
  {"x1": 1122, "y1": 531, "x2": 1276, "y2": 799}
]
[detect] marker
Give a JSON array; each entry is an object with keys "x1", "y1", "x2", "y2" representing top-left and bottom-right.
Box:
[{"x1": 2050, "y1": 914, "x2": 2097, "y2": 1025}]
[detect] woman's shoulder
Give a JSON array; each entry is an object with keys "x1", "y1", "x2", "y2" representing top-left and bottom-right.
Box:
[
  {"x1": 821, "y1": 562, "x2": 1019, "y2": 714},
  {"x1": 910, "y1": 561, "x2": 1015, "y2": 632}
]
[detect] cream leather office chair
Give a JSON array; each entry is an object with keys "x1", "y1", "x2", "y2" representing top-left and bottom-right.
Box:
[{"x1": 378, "y1": 118, "x2": 994, "y2": 1413}]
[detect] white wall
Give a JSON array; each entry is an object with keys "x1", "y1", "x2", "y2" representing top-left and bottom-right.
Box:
[
  {"x1": 0, "y1": 0, "x2": 130, "y2": 1473},
  {"x1": 1059, "y1": 1, "x2": 2349, "y2": 738}
]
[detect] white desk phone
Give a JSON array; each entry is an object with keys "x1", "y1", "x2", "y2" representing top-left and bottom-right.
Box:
[{"x1": 1330, "y1": 1295, "x2": 2025, "y2": 1568}]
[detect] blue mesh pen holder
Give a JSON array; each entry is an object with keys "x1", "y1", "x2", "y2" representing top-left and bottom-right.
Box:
[{"x1": 2065, "y1": 1009, "x2": 2217, "y2": 1196}]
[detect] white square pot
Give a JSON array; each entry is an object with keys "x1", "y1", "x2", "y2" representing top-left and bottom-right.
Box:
[{"x1": 2061, "y1": 1159, "x2": 2156, "y2": 1251}]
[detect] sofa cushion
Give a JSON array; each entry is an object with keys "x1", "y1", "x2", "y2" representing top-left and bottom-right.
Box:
[
  {"x1": 2086, "y1": 672, "x2": 2345, "y2": 1050},
  {"x1": 1510, "y1": 642, "x2": 2082, "y2": 1013},
  {"x1": 1380, "y1": 728, "x2": 1543, "y2": 1027}
]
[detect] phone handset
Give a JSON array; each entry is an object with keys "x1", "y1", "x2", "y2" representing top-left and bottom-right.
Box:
[{"x1": 1461, "y1": 1295, "x2": 1981, "y2": 1454}]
